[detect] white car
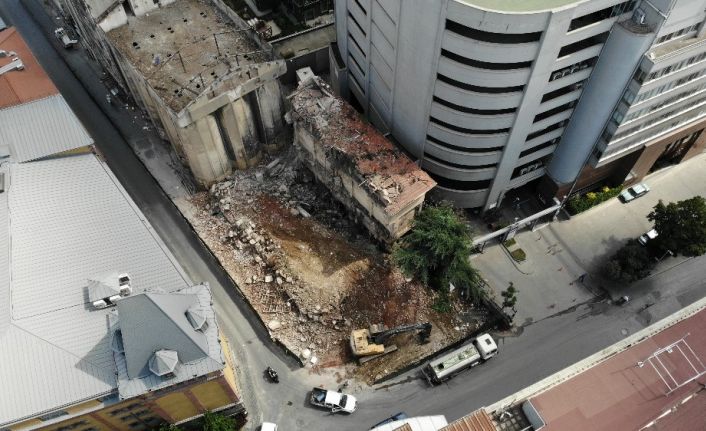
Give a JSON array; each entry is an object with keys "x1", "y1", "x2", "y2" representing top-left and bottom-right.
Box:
[
  {"x1": 620, "y1": 183, "x2": 650, "y2": 203},
  {"x1": 260, "y1": 423, "x2": 278, "y2": 431},
  {"x1": 638, "y1": 229, "x2": 658, "y2": 246}
]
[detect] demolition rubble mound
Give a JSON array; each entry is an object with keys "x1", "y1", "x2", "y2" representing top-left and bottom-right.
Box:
[{"x1": 185, "y1": 152, "x2": 482, "y2": 379}]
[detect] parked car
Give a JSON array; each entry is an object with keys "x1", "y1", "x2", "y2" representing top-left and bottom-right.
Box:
[
  {"x1": 620, "y1": 183, "x2": 650, "y2": 203},
  {"x1": 260, "y1": 423, "x2": 277, "y2": 431},
  {"x1": 370, "y1": 412, "x2": 409, "y2": 429},
  {"x1": 638, "y1": 229, "x2": 658, "y2": 246},
  {"x1": 309, "y1": 387, "x2": 357, "y2": 413},
  {"x1": 54, "y1": 27, "x2": 78, "y2": 49}
]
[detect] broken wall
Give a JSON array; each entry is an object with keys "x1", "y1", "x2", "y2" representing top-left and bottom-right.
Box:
[{"x1": 293, "y1": 124, "x2": 421, "y2": 243}]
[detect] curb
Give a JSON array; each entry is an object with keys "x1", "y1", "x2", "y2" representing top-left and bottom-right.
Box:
[{"x1": 485, "y1": 295, "x2": 706, "y2": 414}]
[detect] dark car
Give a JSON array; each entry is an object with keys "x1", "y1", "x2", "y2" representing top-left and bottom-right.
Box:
[{"x1": 370, "y1": 412, "x2": 409, "y2": 429}]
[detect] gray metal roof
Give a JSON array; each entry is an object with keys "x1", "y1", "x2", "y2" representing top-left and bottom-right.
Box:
[
  {"x1": 117, "y1": 292, "x2": 210, "y2": 379},
  {"x1": 113, "y1": 285, "x2": 224, "y2": 399},
  {"x1": 0, "y1": 154, "x2": 191, "y2": 426},
  {"x1": 0, "y1": 95, "x2": 92, "y2": 163}
]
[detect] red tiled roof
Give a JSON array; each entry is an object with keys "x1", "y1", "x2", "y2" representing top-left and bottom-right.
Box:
[
  {"x1": 440, "y1": 410, "x2": 496, "y2": 431},
  {"x1": 0, "y1": 28, "x2": 58, "y2": 109},
  {"x1": 531, "y1": 308, "x2": 706, "y2": 430}
]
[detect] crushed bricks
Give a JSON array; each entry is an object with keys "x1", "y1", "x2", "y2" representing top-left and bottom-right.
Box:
[{"x1": 184, "y1": 147, "x2": 479, "y2": 382}]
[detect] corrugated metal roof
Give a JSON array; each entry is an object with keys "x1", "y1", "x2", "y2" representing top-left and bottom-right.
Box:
[
  {"x1": 114, "y1": 285, "x2": 224, "y2": 399},
  {"x1": 0, "y1": 95, "x2": 92, "y2": 163},
  {"x1": 117, "y1": 292, "x2": 210, "y2": 379},
  {"x1": 1, "y1": 154, "x2": 191, "y2": 426}
]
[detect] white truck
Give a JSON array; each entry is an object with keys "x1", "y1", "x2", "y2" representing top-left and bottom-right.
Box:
[
  {"x1": 421, "y1": 333, "x2": 498, "y2": 384},
  {"x1": 309, "y1": 388, "x2": 357, "y2": 413}
]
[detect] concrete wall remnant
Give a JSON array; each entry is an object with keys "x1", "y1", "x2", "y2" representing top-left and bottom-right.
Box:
[
  {"x1": 63, "y1": 0, "x2": 288, "y2": 186},
  {"x1": 288, "y1": 70, "x2": 436, "y2": 243}
]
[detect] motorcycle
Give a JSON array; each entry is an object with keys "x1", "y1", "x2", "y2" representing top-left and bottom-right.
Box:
[
  {"x1": 266, "y1": 366, "x2": 279, "y2": 383},
  {"x1": 615, "y1": 295, "x2": 630, "y2": 306}
]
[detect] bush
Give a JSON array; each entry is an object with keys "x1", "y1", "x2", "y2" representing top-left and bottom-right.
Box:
[
  {"x1": 604, "y1": 240, "x2": 654, "y2": 282},
  {"x1": 503, "y1": 238, "x2": 517, "y2": 248},
  {"x1": 510, "y1": 249, "x2": 527, "y2": 262},
  {"x1": 567, "y1": 185, "x2": 622, "y2": 214}
]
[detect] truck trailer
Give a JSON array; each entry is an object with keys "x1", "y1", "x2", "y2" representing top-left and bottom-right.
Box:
[{"x1": 421, "y1": 333, "x2": 498, "y2": 384}]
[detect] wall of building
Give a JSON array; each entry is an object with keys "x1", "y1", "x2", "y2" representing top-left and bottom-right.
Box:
[
  {"x1": 547, "y1": 19, "x2": 655, "y2": 186},
  {"x1": 333, "y1": 0, "x2": 639, "y2": 209},
  {"x1": 62, "y1": 0, "x2": 287, "y2": 187},
  {"x1": 293, "y1": 124, "x2": 423, "y2": 242}
]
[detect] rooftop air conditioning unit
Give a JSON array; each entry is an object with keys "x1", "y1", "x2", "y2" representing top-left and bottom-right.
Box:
[
  {"x1": 118, "y1": 273, "x2": 132, "y2": 296},
  {"x1": 92, "y1": 299, "x2": 108, "y2": 309},
  {"x1": 108, "y1": 294, "x2": 122, "y2": 304}
]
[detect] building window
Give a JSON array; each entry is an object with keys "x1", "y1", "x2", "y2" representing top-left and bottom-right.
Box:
[
  {"x1": 39, "y1": 411, "x2": 69, "y2": 421},
  {"x1": 445, "y1": 20, "x2": 541, "y2": 43}
]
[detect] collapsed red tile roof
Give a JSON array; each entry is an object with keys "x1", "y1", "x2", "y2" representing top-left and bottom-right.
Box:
[
  {"x1": 440, "y1": 409, "x2": 496, "y2": 431},
  {"x1": 530, "y1": 307, "x2": 706, "y2": 430},
  {"x1": 0, "y1": 27, "x2": 58, "y2": 109},
  {"x1": 289, "y1": 77, "x2": 436, "y2": 216}
]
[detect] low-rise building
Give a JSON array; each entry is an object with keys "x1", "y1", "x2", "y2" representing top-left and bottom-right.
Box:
[
  {"x1": 288, "y1": 71, "x2": 436, "y2": 243},
  {"x1": 62, "y1": 0, "x2": 288, "y2": 186},
  {"x1": 0, "y1": 26, "x2": 243, "y2": 430}
]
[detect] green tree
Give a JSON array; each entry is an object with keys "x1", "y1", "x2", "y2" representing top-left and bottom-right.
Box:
[
  {"x1": 202, "y1": 411, "x2": 237, "y2": 431},
  {"x1": 648, "y1": 197, "x2": 706, "y2": 256},
  {"x1": 605, "y1": 240, "x2": 654, "y2": 282},
  {"x1": 393, "y1": 204, "x2": 484, "y2": 303},
  {"x1": 500, "y1": 282, "x2": 518, "y2": 310}
]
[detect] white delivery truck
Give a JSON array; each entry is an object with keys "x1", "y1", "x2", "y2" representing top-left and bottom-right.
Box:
[{"x1": 421, "y1": 333, "x2": 498, "y2": 384}]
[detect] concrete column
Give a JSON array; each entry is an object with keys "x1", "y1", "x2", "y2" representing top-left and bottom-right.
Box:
[
  {"x1": 231, "y1": 97, "x2": 260, "y2": 159},
  {"x1": 182, "y1": 114, "x2": 232, "y2": 185},
  {"x1": 255, "y1": 79, "x2": 284, "y2": 143},
  {"x1": 220, "y1": 101, "x2": 262, "y2": 169}
]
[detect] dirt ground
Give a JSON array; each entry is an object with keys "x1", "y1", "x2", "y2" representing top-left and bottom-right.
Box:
[{"x1": 182, "y1": 150, "x2": 480, "y2": 382}]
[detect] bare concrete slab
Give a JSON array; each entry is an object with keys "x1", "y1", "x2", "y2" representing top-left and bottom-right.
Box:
[{"x1": 107, "y1": 0, "x2": 269, "y2": 111}]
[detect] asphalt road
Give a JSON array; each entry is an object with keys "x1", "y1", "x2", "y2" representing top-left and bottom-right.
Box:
[{"x1": 3, "y1": 3, "x2": 706, "y2": 430}]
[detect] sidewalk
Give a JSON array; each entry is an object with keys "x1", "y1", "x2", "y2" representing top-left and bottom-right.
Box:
[{"x1": 473, "y1": 152, "x2": 706, "y2": 325}]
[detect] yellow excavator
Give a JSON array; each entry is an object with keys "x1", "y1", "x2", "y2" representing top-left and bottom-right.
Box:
[{"x1": 350, "y1": 322, "x2": 432, "y2": 363}]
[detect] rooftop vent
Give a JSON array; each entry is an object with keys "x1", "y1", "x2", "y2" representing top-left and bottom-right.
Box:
[
  {"x1": 149, "y1": 349, "x2": 179, "y2": 377},
  {"x1": 118, "y1": 273, "x2": 132, "y2": 297},
  {"x1": 186, "y1": 306, "x2": 208, "y2": 331},
  {"x1": 88, "y1": 272, "x2": 132, "y2": 309}
]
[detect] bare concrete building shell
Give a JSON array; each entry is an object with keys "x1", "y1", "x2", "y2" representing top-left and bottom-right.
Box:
[
  {"x1": 288, "y1": 73, "x2": 436, "y2": 243},
  {"x1": 62, "y1": 0, "x2": 287, "y2": 185}
]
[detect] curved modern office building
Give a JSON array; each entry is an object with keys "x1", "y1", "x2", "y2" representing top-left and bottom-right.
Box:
[{"x1": 331, "y1": 0, "x2": 706, "y2": 208}]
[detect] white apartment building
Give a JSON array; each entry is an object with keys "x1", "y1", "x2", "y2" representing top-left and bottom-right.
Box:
[{"x1": 331, "y1": 0, "x2": 706, "y2": 209}]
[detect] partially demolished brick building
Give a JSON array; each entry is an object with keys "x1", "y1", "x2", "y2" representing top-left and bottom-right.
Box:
[
  {"x1": 63, "y1": 0, "x2": 287, "y2": 185},
  {"x1": 288, "y1": 71, "x2": 436, "y2": 242}
]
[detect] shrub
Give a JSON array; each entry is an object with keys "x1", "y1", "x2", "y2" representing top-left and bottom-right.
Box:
[
  {"x1": 503, "y1": 238, "x2": 517, "y2": 248},
  {"x1": 567, "y1": 185, "x2": 622, "y2": 214},
  {"x1": 510, "y1": 249, "x2": 527, "y2": 262}
]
